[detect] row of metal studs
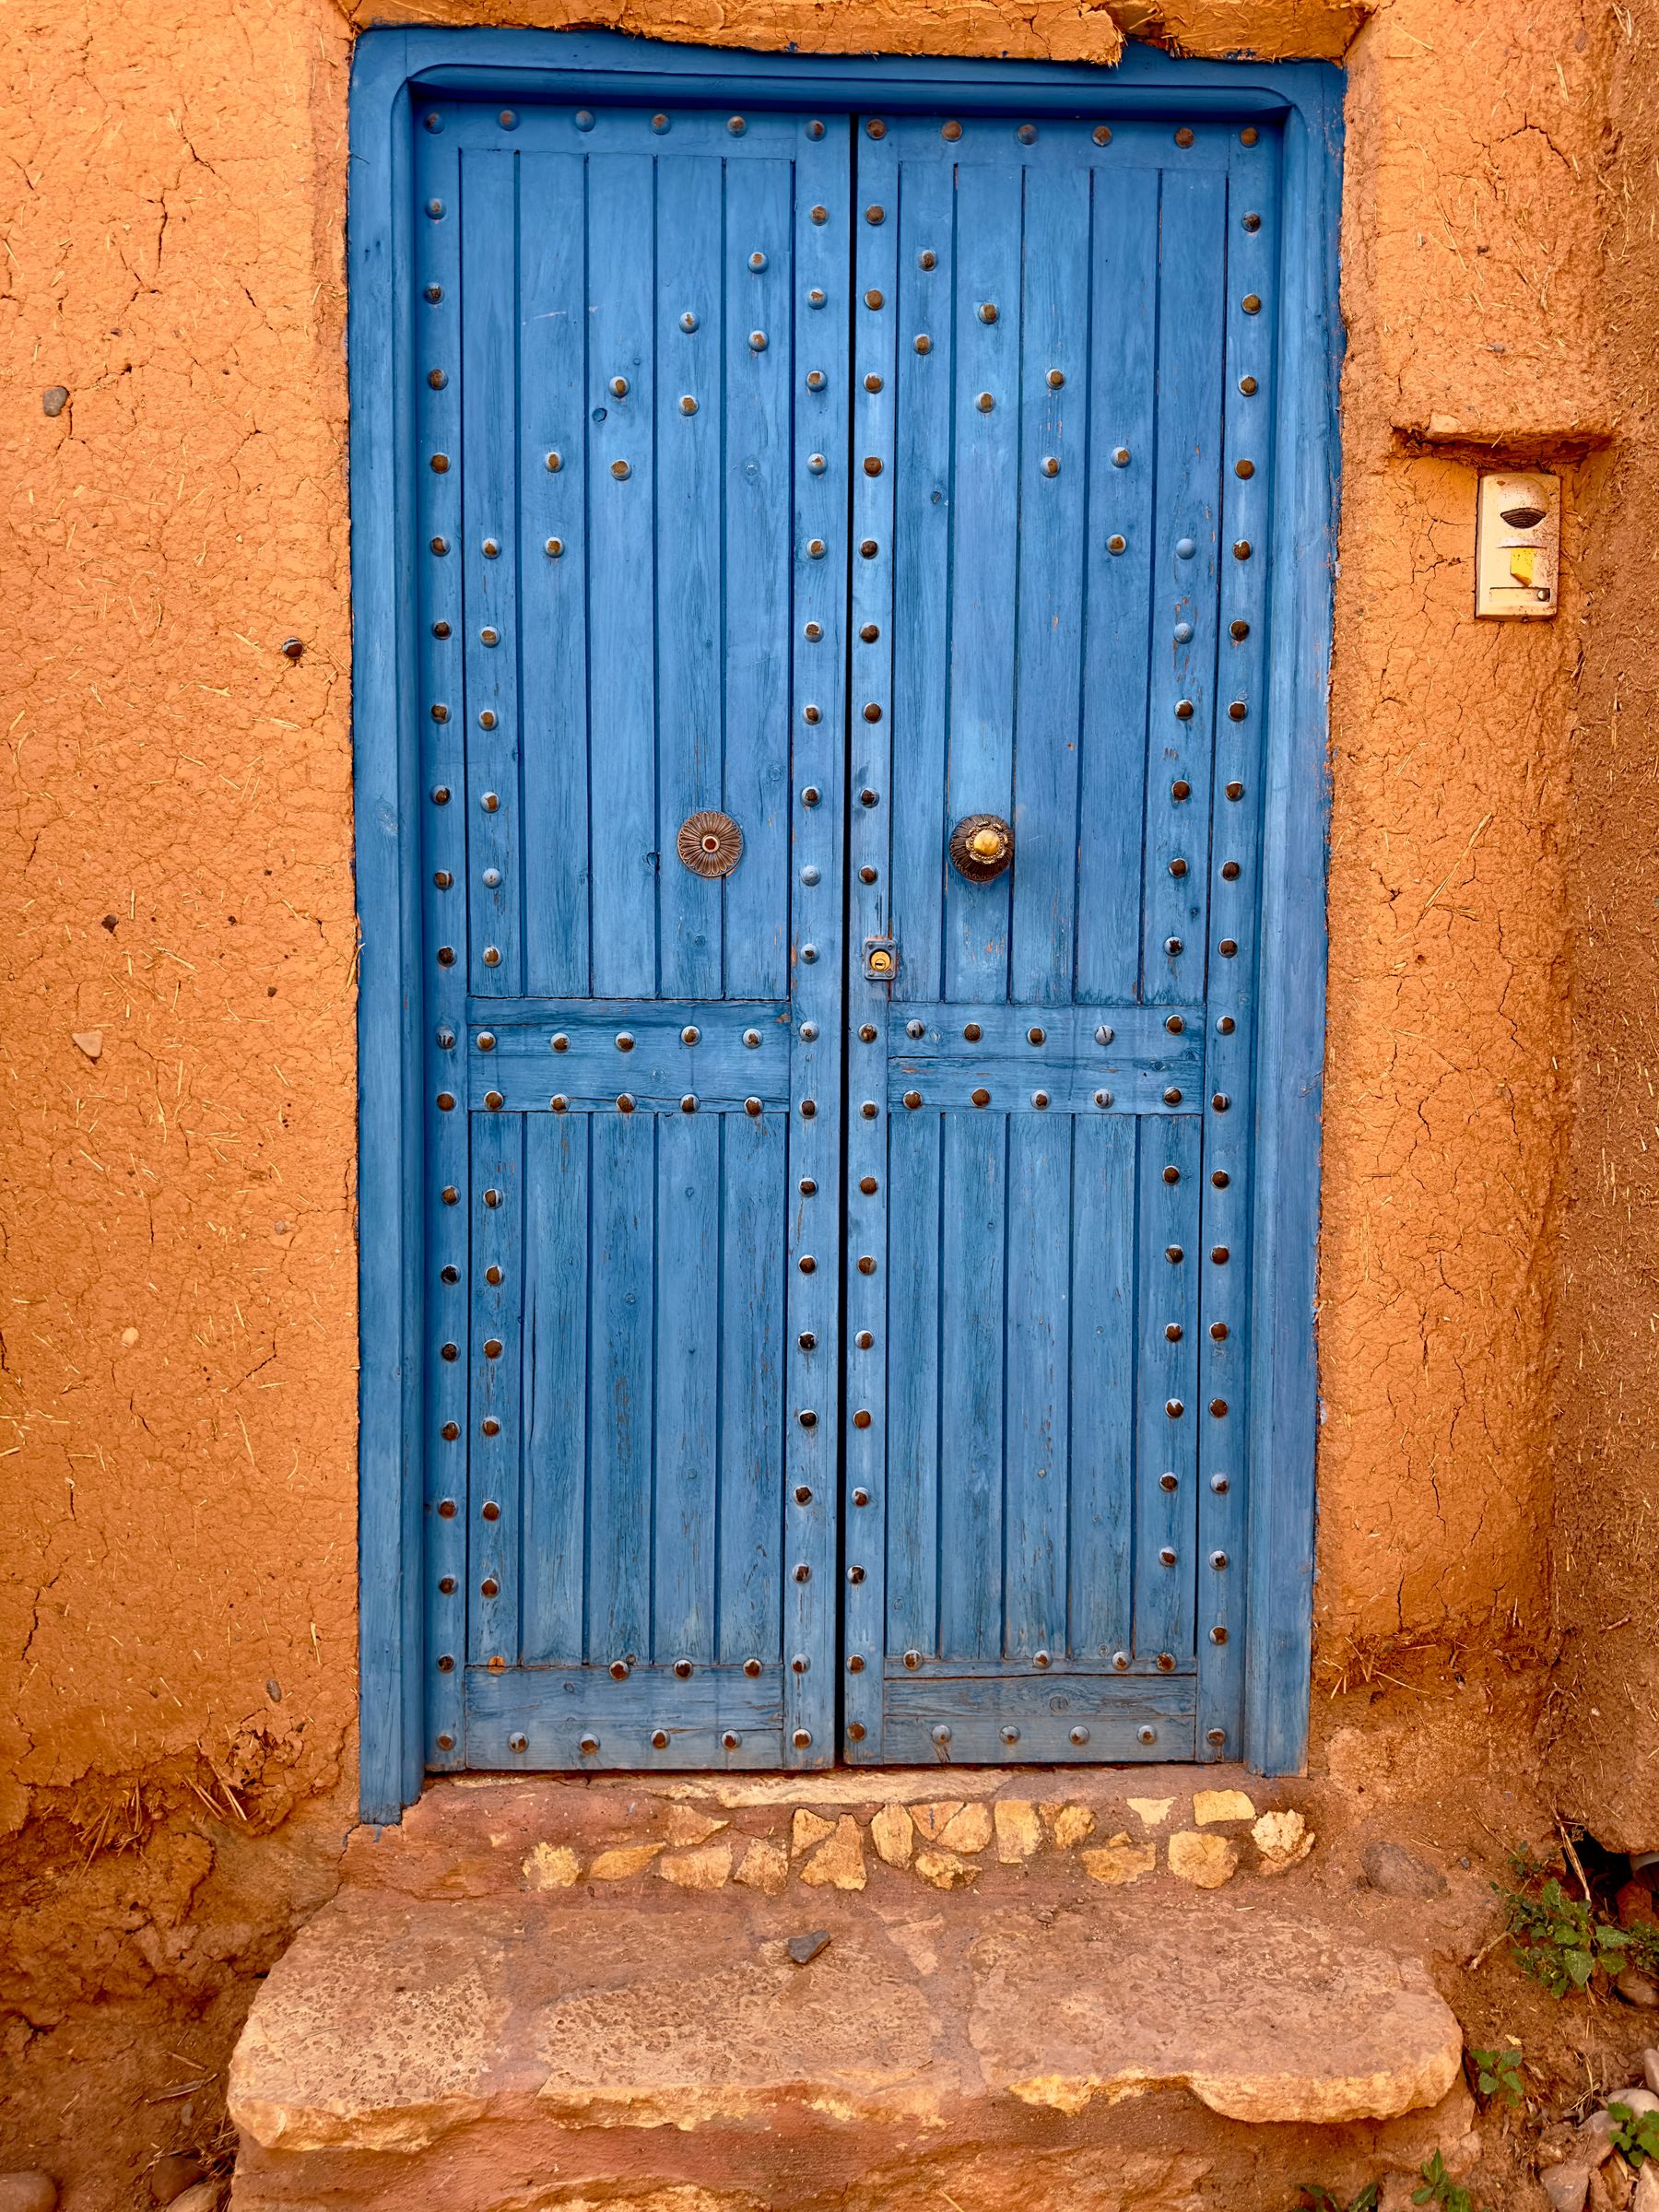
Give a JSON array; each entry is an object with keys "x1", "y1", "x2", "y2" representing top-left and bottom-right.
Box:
[
  {"x1": 418, "y1": 106, "x2": 1247, "y2": 151},
  {"x1": 842, "y1": 117, "x2": 901, "y2": 1757},
  {"x1": 1195, "y1": 131, "x2": 1276, "y2": 1758},
  {"x1": 419, "y1": 117, "x2": 468, "y2": 1762},
  {"x1": 781, "y1": 112, "x2": 850, "y2": 1766}
]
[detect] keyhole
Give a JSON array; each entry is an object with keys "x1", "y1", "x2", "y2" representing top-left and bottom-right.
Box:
[{"x1": 701, "y1": 833, "x2": 720, "y2": 853}]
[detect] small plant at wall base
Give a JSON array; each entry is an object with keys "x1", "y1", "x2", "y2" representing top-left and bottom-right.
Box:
[
  {"x1": 1412, "y1": 2151, "x2": 1482, "y2": 2212},
  {"x1": 1296, "y1": 2184, "x2": 1378, "y2": 2212},
  {"x1": 1495, "y1": 1860, "x2": 1630, "y2": 1996},
  {"x1": 1609, "y1": 2104, "x2": 1659, "y2": 2169},
  {"x1": 1468, "y1": 2042, "x2": 1524, "y2": 2109}
]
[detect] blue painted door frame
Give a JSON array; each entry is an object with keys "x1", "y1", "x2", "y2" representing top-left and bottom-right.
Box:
[{"x1": 348, "y1": 27, "x2": 1343, "y2": 1823}]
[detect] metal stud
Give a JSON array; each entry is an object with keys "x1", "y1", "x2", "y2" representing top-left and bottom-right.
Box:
[
  {"x1": 1241, "y1": 125, "x2": 1260, "y2": 146},
  {"x1": 807, "y1": 288, "x2": 826, "y2": 309},
  {"x1": 1172, "y1": 779, "x2": 1191, "y2": 801},
  {"x1": 1033, "y1": 1649, "x2": 1051, "y2": 1669},
  {"x1": 1048, "y1": 368, "x2": 1065, "y2": 389},
  {"x1": 1174, "y1": 125, "x2": 1194, "y2": 147},
  {"x1": 426, "y1": 197, "x2": 445, "y2": 218},
  {"x1": 1210, "y1": 1626, "x2": 1230, "y2": 1644},
  {"x1": 1137, "y1": 1725, "x2": 1158, "y2": 1746},
  {"x1": 903, "y1": 1090, "x2": 923, "y2": 1111},
  {"x1": 679, "y1": 395, "x2": 698, "y2": 415},
  {"x1": 978, "y1": 301, "x2": 998, "y2": 324},
  {"x1": 942, "y1": 120, "x2": 962, "y2": 141},
  {"x1": 546, "y1": 537, "x2": 564, "y2": 559},
  {"x1": 651, "y1": 112, "x2": 670, "y2": 133},
  {"x1": 1041, "y1": 456, "x2": 1060, "y2": 477},
  {"x1": 722, "y1": 1730, "x2": 742, "y2": 1749},
  {"x1": 808, "y1": 453, "x2": 827, "y2": 474},
  {"x1": 976, "y1": 392, "x2": 994, "y2": 413},
  {"x1": 1230, "y1": 618, "x2": 1251, "y2": 640},
  {"x1": 1173, "y1": 621, "x2": 1194, "y2": 644},
  {"x1": 792, "y1": 1728, "x2": 812, "y2": 1749},
  {"x1": 1069, "y1": 1725, "x2": 1090, "y2": 1746},
  {"x1": 679, "y1": 312, "x2": 699, "y2": 334},
  {"x1": 1094, "y1": 1089, "x2": 1113, "y2": 1108},
  {"x1": 1093, "y1": 124, "x2": 1112, "y2": 145},
  {"x1": 1175, "y1": 700, "x2": 1194, "y2": 721},
  {"x1": 1166, "y1": 1242, "x2": 1184, "y2": 1262},
  {"x1": 919, "y1": 250, "x2": 938, "y2": 269},
  {"x1": 1234, "y1": 458, "x2": 1255, "y2": 480},
  {"x1": 429, "y1": 539, "x2": 450, "y2": 560},
  {"x1": 611, "y1": 459, "x2": 631, "y2": 480},
  {"x1": 1018, "y1": 123, "x2": 1038, "y2": 144},
  {"x1": 727, "y1": 114, "x2": 747, "y2": 135},
  {"x1": 1108, "y1": 534, "x2": 1126, "y2": 555},
  {"x1": 748, "y1": 330, "x2": 768, "y2": 352},
  {"x1": 1219, "y1": 937, "x2": 1238, "y2": 958},
  {"x1": 1095, "y1": 1023, "x2": 1115, "y2": 1045},
  {"x1": 865, "y1": 205, "x2": 886, "y2": 225},
  {"x1": 971, "y1": 1087, "x2": 990, "y2": 1108},
  {"x1": 428, "y1": 368, "x2": 447, "y2": 390},
  {"x1": 1228, "y1": 700, "x2": 1247, "y2": 722},
  {"x1": 1163, "y1": 1086, "x2": 1182, "y2": 1104},
  {"x1": 864, "y1": 455, "x2": 883, "y2": 477},
  {"x1": 1112, "y1": 445, "x2": 1130, "y2": 465},
  {"x1": 809, "y1": 205, "x2": 829, "y2": 225},
  {"x1": 1170, "y1": 857, "x2": 1189, "y2": 878},
  {"x1": 932, "y1": 1724, "x2": 952, "y2": 1745},
  {"x1": 865, "y1": 372, "x2": 883, "y2": 393},
  {"x1": 1160, "y1": 1471, "x2": 1179, "y2": 1491},
  {"x1": 1213, "y1": 1244, "x2": 1230, "y2": 1263},
  {"x1": 807, "y1": 119, "x2": 826, "y2": 139},
  {"x1": 748, "y1": 251, "x2": 768, "y2": 272},
  {"x1": 483, "y1": 947, "x2": 502, "y2": 968},
  {"x1": 914, "y1": 335, "x2": 933, "y2": 355},
  {"x1": 743, "y1": 1657, "x2": 762, "y2": 1677}
]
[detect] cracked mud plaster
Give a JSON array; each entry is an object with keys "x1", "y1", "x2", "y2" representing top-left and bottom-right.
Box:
[{"x1": 1317, "y1": 0, "x2": 1608, "y2": 1649}]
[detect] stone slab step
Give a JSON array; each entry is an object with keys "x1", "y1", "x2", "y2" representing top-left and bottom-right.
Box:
[{"x1": 229, "y1": 1875, "x2": 1465, "y2": 2212}]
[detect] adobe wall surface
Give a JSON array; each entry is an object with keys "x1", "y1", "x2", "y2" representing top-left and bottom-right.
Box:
[{"x1": 0, "y1": 0, "x2": 1642, "y2": 2198}]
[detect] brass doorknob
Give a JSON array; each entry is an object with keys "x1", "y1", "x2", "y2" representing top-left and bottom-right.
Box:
[{"x1": 949, "y1": 813, "x2": 1013, "y2": 881}]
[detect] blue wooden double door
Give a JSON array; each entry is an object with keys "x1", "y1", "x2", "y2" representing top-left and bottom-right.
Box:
[{"x1": 417, "y1": 93, "x2": 1282, "y2": 1772}]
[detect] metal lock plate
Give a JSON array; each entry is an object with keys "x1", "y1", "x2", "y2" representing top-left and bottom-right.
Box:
[
  {"x1": 1475, "y1": 470, "x2": 1559, "y2": 619},
  {"x1": 863, "y1": 936, "x2": 898, "y2": 982}
]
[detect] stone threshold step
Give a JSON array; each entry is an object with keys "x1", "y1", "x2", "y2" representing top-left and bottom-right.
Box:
[{"x1": 229, "y1": 1862, "x2": 1466, "y2": 2212}]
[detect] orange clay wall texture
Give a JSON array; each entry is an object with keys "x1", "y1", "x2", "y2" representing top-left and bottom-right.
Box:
[{"x1": 0, "y1": 0, "x2": 1620, "y2": 1930}]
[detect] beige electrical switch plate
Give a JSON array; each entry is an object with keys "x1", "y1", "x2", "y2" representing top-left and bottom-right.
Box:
[{"x1": 1476, "y1": 469, "x2": 1559, "y2": 618}]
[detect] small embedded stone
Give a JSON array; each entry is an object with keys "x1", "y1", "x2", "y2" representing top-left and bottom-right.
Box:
[
  {"x1": 734, "y1": 1837, "x2": 789, "y2": 1895},
  {"x1": 41, "y1": 387, "x2": 69, "y2": 418},
  {"x1": 159, "y1": 2188, "x2": 219, "y2": 2212},
  {"x1": 800, "y1": 1816, "x2": 865, "y2": 1890},
  {"x1": 1635, "y1": 2161, "x2": 1659, "y2": 2212},
  {"x1": 1168, "y1": 1830, "x2": 1240, "y2": 1888},
  {"x1": 1618, "y1": 1970, "x2": 1659, "y2": 2010},
  {"x1": 71, "y1": 1030, "x2": 102, "y2": 1060},
  {"x1": 1127, "y1": 1796, "x2": 1174, "y2": 1830},
  {"x1": 1194, "y1": 1788, "x2": 1256, "y2": 1826},
  {"x1": 911, "y1": 1799, "x2": 965, "y2": 1841},
  {"x1": 1253, "y1": 1809, "x2": 1314, "y2": 1876},
  {"x1": 656, "y1": 1841, "x2": 733, "y2": 1890},
  {"x1": 0, "y1": 2179, "x2": 57, "y2": 2212},
  {"x1": 791, "y1": 1807, "x2": 837, "y2": 1856},
  {"x1": 1644, "y1": 2048, "x2": 1659, "y2": 2093},
  {"x1": 936, "y1": 1802, "x2": 993, "y2": 1855},
  {"x1": 871, "y1": 1802, "x2": 913, "y2": 1867},
  {"x1": 663, "y1": 1805, "x2": 728, "y2": 1849},
  {"x1": 1543, "y1": 2164, "x2": 1592, "y2": 2212},
  {"x1": 522, "y1": 1841, "x2": 582, "y2": 1889},
  {"x1": 587, "y1": 1842, "x2": 663, "y2": 1880},
  {"x1": 1043, "y1": 1803, "x2": 1097, "y2": 1851},
  {"x1": 913, "y1": 1849, "x2": 979, "y2": 1890},
  {"x1": 787, "y1": 1930, "x2": 830, "y2": 1966},
  {"x1": 1360, "y1": 1838, "x2": 1446, "y2": 1899},
  {"x1": 148, "y1": 2154, "x2": 205, "y2": 2206},
  {"x1": 994, "y1": 1799, "x2": 1042, "y2": 1863},
  {"x1": 1080, "y1": 1841, "x2": 1156, "y2": 1886}
]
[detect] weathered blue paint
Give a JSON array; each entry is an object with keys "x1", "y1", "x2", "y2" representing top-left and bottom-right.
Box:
[{"x1": 350, "y1": 29, "x2": 1342, "y2": 1818}]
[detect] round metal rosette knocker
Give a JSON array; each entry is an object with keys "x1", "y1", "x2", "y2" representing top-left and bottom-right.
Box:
[
  {"x1": 677, "y1": 809, "x2": 744, "y2": 878},
  {"x1": 948, "y1": 813, "x2": 1014, "y2": 882}
]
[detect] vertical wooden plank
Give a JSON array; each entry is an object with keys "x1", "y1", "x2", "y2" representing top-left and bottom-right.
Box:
[
  {"x1": 460, "y1": 148, "x2": 523, "y2": 998},
  {"x1": 888, "y1": 155, "x2": 955, "y2": 1005},
  {"x1": 1009, "y1": 161, "x2": 1090, "y2": 1006},
  {"x1": 716, "y1": 1109, "x2": 784, "y2": 1665},
  {"x1": 468, "y1": 1115, "x2": 524, "y2": 1668},
  {"x1": 1003, "y1": 1111, "x2": 1071, "y2": 1655},
  {"x1": 944, "y1": 160, "x2": 1022, "y2": 1003},
  {"x1": 720, "y1": 159, "x2": 793, "y2": 1000},
  {"x1": 521, "y1": 1111, "x2": 589, "y2": 1665},
  {"x1": 791, "y1": 114, "x2": 853, "y2": 1765},
  {"x1": 1076, "y1": 165, "x2": 1157, "y2": 1003},
  {"x1": 654, "y1": 154, "x2": 724, "y2": 1003},
  {"x1": 653, "y1": 1110, "x2": 720, "y2": 1663},
  {"x1": 842, "y1": 120, "x2": 900, "y2": 1754},
  {"x1": 1068, "y1": 1111, "x2": 1136, "y2": 1658},
  {"x1": 1245, "y1": 88, "x2": 1340, "y2": 1777},
  {"x1": 519, "y1": 151, "x2": 591, "y2": 997},
  {"x1": 416, "y1": 124, "x2": 467, "y2": 1769},
  {"x1": 1200, "y1": 130, "x2": 1282, "y2": 1759},
  {"x1": 1132, "y1": 1115, "x2": 1202, "y2": 1662},
  {"x1": 937, "y1": 1111, "x2": 1006, "y2": 1659},
  {"x1": 587, "y1": 1107, "x2": 655, "y2": 1665},
  {"x1": 586, "y1": 153, "x2": 658, "y2": 998},
  {"x1": 884, "y1": 1108, "x2": 941, "y2": 1659},
  {"x1": 1142, "y1": 167, "x2": 1228, "y2": 1005}
]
